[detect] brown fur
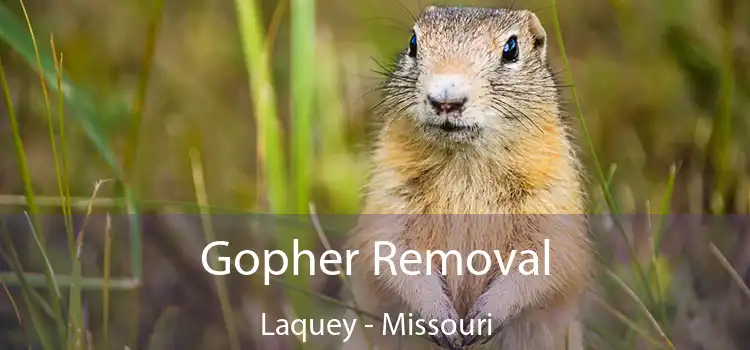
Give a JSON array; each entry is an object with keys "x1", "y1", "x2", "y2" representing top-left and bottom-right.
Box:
[{"x1": 343, "y1": 5, "x2": 593, "y2": 350}]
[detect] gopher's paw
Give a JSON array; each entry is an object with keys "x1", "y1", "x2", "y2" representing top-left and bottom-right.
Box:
[
  {"x1": 460, "y1": 293, "x2": 505, "y2": 347},
  {"x1": 427, "y1": 329, "x2": 462, "y2": 350},
  {"x1": 417, "y1": 294, "x2": 463, "y2": 348},
  {"x1": 413, "y1": 275, "x2": 463, "y2": 349}
]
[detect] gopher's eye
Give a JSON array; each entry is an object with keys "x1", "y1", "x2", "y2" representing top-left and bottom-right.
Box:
[
  {"x1": 502, "y1": 35, "x2": 519, "y2": 63},
  {"x1": 408, "y1": 33, "x2": 417, "y2": 58}
]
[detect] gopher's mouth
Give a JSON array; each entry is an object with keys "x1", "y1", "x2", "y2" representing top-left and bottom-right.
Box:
[
  {"x1": 427, "y1": 120, "x2": 476, "y2": 133},
  {"x1": 438, "y1": 121, "x2": 469, "y2": 132},
  {"x1": 422, "y1": 120, "x2": 480, "y2": 142}
]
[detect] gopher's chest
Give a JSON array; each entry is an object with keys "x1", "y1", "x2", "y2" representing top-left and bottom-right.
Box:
[
  {"x1": 395, "y1": 152, "x2": 543, "y2": 213},
  {"x1": 400, "y1": 216, "x2": 541, "y2": 315}
]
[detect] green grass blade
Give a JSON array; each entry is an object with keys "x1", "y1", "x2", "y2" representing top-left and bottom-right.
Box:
[
  {"x1": 0, "y1": 2, "x2": 124, "y2": 177},
  {"x1": 17, "y1": 3, "x2": 69, "y2": 344},
  {"x1": 50, "y1": 36, "x2": 75, "y2": 269},
  {"x1": 290, "y1": 0, "x2": 315, "y2": 214},
  {"x1": 548, "y1": 0, "x2": 656, "y2": 310},
  {"x1": 102, "y1": 214, "x2": 112, "y2": 349},
  {"x1": 68, "y1": 179, "x2": 109, "y2": 350},
  {"x1": 310, "y1": 203, "x2": 373, "y2": 350},
  {"x1": 590, "y1": 293, "x2": 667, "y2": 349},
  {"x1": 605, "y1": 268, "x2": 674, "y2": 349},
  {"x1": 66, "y1": 260, "x2": 83, "y2": 350},
  {"x1": 122, "y1": 0, "x2": 163, "y2": 178},
  {"x1": 0, "y1": 48, "x2": 39, "y2": 241},
  {"x1": 596, "y1": 164, "x2": 618, "y2": 213},
  {"x1": 122, "y1": 185, "x2": 143, "y2": 349},
  {"x1": 119, "y1": 0, "x2": 163, "y2": 344},
  {"x1": 0, "y1": 273, "x2": 139, "y2": 290},
  {"x1": 285, "y1": 0, "x2": 317, "y2": 324},
  {"x1": 268, "y1": 276, "x2": 382, "y2": 322},
  {"x1": 233, "y1": 0, "x2": 316, "y2": 326},
  {"x1": 549, "y1": 5, "x2": 621, "y2": 216},
  {"x1": 18, "y1": 0, "x2": 56, "y2": 245},
  {"x1": 648, "y1": 164, "x2": 678, "y2": 325},
  {"x1": 0, "y1": 8, "x2": 143, "y2": 306},
  {"x1": 0, "y1": 278, "x2": 30, "y2": 350},
  {"x1": 233, "y1": 0, "x2": 287, "y2": 214},
  {"x1": 584, "y1": 320, "x2": 629, "y2": 350},
  {"x1": 188, "y1": 147, "x2": 241, "y2": 350},
  {"x1": 23, "y1": 212, "x2": 66, "y2": 346},
  {"x1": 709, "y1": 243, "x2": 750, "y2": 300},
  {"x1": 0, "y1": 224, "x2": 54, "y2": 350},
  {"x1": 652, "y1": 164, "x2": 677, "y2": 254},
  {"x1": 0, "y1": 39, "x2": 56, "y2": 350},
  {"x1": 706, "y1": 3, "x2": 735, "y2": 214},
  {"x1": 25, "y1": 286, "x2": 54, "y2": 318}
]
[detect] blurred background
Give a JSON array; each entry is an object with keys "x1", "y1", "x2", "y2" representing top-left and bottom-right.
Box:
[{"x1": 0, "y1": 0, "x2": 749, "y2": 349}]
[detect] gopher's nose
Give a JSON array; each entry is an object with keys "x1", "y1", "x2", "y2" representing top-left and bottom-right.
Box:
[
  {"x1": 427, "y1": 95, "x2": 467, "y2": 114},
  {"x1": 425, "y1": 74, "x2": 470, "y2": 114}
]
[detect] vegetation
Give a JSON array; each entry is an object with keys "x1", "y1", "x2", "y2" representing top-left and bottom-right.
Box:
[{"x1": 0, "y1": 0, "x2": 748, "y2": 349}]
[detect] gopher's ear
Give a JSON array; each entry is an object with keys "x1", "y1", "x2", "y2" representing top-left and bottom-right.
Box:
[
  {"x1": 423, "y1": 4, "x2": 439, "y2": 13},
  {"x1": 418, "y1": 4, "x2": 439, "y2": 24},
  {"x1": 525, "y1": 11, "x2": 548, "y2": 58}
]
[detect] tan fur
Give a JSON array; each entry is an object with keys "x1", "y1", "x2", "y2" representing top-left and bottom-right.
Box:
[{"x1": 342, "y1": 5, "x2": 593, "y2": 350}]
